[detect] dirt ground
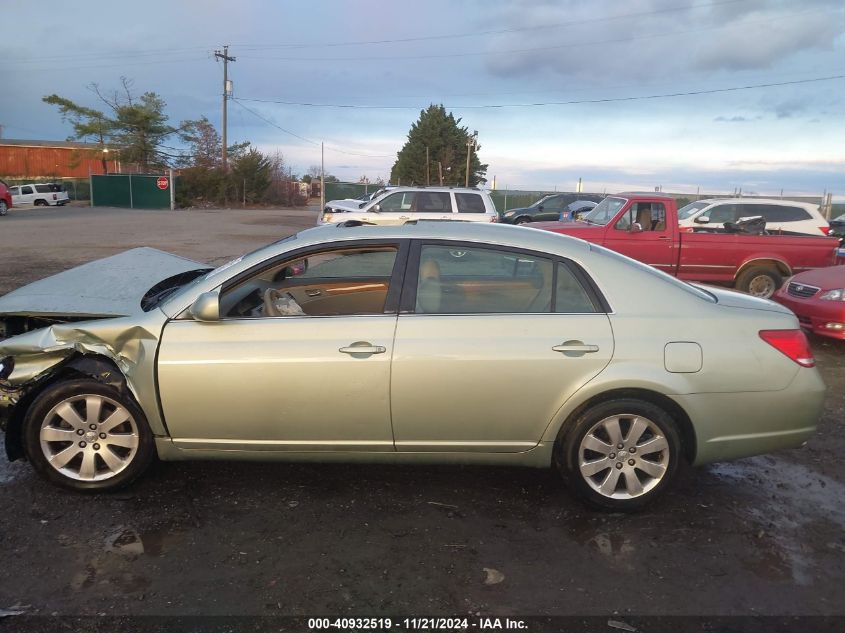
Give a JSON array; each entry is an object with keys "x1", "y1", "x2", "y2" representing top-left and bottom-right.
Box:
[{"x1": 0, "y1": 205, "x2": 843, "y2": 621}]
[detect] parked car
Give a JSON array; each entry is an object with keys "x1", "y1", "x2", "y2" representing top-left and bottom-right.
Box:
[
  {"x1": 678, "y1": 198, "x2": 829, "y2": 236},
  {"x1": 9, "y1": 183, "x2": 70, "y2": 207},
  {"x1": 0, "y1": 223, "x2": 825, "y2": 510},
  {"x1": 501, "y1": 193, "x2": 602, "y2": 224},
  {"x1": 0, "y1": 179, "x2": 12, "y2": 216},
  {"x1": 535, "y1": 193, "x2": 840, "y2": 298},
  {"x1": 829, "y1": 212, "x2": 845, "y2": 245},
  {"x1": 772, "y1": 265, "x2": 845, "y2": 340},
  {"x1": 320, "y1": 186, "x2": 497, "y2": 225}
]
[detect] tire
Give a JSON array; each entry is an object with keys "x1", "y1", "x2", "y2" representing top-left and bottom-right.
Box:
[
  {"x1": 23, "y1": 379, "x2": 155, "y2": 492},
  {"x1": 557, "y1": 398, "x2": 682, "y2": 511},
  {"x1": 735, "y1": 266, "x2": 782, "y2": 299},
  {"x1": 514, "y1": 216, "x2": 531, "y2": 225},
  {"x1": 0, "y1": 201, "x2": 7, "y2": 216},
  {"x1": 34, "y1": 199, "x2": 48, "y2": 207}
]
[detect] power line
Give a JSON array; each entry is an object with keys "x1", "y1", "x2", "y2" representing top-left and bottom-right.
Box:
[
  {"x1": 233, "y1": 0, "x2": 749, "y2": 50},
  {"x1": 230, "y1": 99, "x2": 393, "y2": 158},
  {"x1": 236, "y1": 6, "x2": 833, "y2": 63},
  {"x1": 234, "y1": 74, "x2": 845, "y2": 111}
]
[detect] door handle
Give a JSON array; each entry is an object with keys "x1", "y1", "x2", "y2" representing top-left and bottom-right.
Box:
[
  {"x1": 398, "y1": 216, "x2": 410, "y2": 220},
  {"x1": 339, "y1": 342, "x2": 387, "y2": 355},
  {"x1": 305, "y1": 288, "x2": 322, "y2": 297},
  {"x1": 657, "y1": 236, "x2": 670, "y2": 240},
  {"x1": 552, "y1": 343, "x2": 599, "y2": 354}
]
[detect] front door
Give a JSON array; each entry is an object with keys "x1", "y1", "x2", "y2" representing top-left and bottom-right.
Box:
[
  {"x1": 603, "y1": 200, "x2": 675, "y2": 273},
  {"x1": 156, "y1": 243, "x2": 405, "y2": 451}
]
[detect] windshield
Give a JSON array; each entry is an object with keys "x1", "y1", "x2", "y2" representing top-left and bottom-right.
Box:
[
  {"x1": 832, "y1": 213, "x2": 845, "y2": 223},
  {"x1": 581, "y1": 197, "x2": 626, "y2": 226},
  {"x1": 678, "y1": 201, "x2": 710, "y2": 219}
]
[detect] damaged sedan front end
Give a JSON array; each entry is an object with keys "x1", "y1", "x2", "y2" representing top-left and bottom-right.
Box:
[{"x1": 0, "y1": 247, "x2": 209, "y2": 462}]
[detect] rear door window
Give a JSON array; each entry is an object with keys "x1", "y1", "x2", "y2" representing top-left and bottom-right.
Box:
[
  {"x1": 35, "y1": 185, "x2": 51, "y2": 193},
  {"x1": 414, "y1": 192, "x2": 451, "y2": 213}
]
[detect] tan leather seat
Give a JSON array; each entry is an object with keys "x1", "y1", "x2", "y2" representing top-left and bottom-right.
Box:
[{"x1": 636, "y1": 207, "x2": 652, "y2": 231}]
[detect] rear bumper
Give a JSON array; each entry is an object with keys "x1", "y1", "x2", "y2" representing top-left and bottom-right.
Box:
[{"x1": 672, "y1": 367, "x2": 826, "y2": 466}]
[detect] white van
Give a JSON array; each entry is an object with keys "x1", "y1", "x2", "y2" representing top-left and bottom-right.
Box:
[
  {"x1": 678, "y1": 198, "x2": 829, "y2": 236},
  {"x1": 320, "y1": 186, "x2": 498, "y2": 225},
  {"x1": 10, "y1": 183, "x2": 70, "y2": 207}
]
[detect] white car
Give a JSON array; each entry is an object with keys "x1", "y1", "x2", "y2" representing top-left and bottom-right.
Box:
[
  {"x1": 10, "y1": 183, "x2": 70, "y2": 207},
  {"x1": 320, "y1": 186, "x2": 498, "y2": 225},
  {"x1": 678, "y1": 198, "x2": 829, "y2": 236}
]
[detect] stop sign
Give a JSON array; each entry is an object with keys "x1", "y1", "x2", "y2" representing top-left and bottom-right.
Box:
[{"x1": 157, "y1": 176, "x2": 169, "y2": 190}]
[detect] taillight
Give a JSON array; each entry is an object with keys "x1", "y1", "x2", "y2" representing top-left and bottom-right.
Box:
[
  {"x1": 759, "y1": 330, "x2": 815, "y2": 367},
  {"x1": 820, "y1": 226, "x2": 831, "y2": 235}
]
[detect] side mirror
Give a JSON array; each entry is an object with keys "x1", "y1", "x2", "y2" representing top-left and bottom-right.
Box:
[
  {"x1": 537, "y1": 205, "x2": 544, "y2": 212},
  {"x1": 190, "y1": 291, "x2": 220, "y2": 322},
  {"x1": 370, "y1": 204, "x2": 381, "y2": 213},
  {"x1": 695, "y1": 216, "x2": 710, "y2": 224},
  {"x1": 630, "y1": 222, "x2": 644, "y2": 233}
]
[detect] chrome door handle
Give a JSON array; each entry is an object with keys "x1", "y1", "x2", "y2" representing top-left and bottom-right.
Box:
[
  {"x1": 339, "y1": 342, "x2": 387, "y2": 355},
  {"x1": 399, "y1": 216, "x2": 410, "y2": 220},
  {"x1": 552, "y1": 343, "x2": 599, "y2": 354}
]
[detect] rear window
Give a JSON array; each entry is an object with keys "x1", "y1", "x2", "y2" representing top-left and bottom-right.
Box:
[
  {"x1": 34, "y1": 185, "x2": 52, "y2": 193},
  {"x1": 455, "y1": 192, "x2": 486, "y2": 213}
]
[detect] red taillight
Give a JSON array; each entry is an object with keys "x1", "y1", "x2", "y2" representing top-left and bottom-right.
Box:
[
  {"x1": 759, "y1": 330, "x2": 815, "y2": 367},
  {"x1": 820, "y1": 226, "x2": 831, "y2": 235}
]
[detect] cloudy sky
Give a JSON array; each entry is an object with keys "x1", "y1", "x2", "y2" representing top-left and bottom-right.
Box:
[{"x1": 2, "y1": 0, "x2": 844, "y2": 195}]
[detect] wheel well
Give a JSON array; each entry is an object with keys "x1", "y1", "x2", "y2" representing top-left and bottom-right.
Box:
[
  {"x1": 4, "y1": 354, "x2": 128, "y2": 461},
  {"x1": 735, "y1": 259, "x2": 790, "y2": 281},
  {"x1": 554, "y1": 388, "x2": 697, "y2": 464}
]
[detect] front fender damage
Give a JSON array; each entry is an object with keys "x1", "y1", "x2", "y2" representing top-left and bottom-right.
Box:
[{"x1": 0, "y1": 318, "x2": 159, "y2": 461}]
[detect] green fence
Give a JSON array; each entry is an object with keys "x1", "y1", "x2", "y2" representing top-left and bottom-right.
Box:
[
  {"x1": 91, "y1": 174, "x2": 173, "y2": 209},
  {"x1": 324, "y1": 182, "x2": 383, "y2": 202}
]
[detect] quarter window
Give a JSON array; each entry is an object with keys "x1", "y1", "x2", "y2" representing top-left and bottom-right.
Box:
[
  {"x1": 749, "y1": 204, "x2": 812, "y2": 222},
  {"x1": 455, "y1": 192, "x2": 486, "y2": 213},
  {"x1": 555, "y1": 264, "x2": 597, "y2": 313}
]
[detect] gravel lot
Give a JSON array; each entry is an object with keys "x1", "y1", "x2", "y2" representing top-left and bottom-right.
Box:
[{"x1": 0, "y1": 205, "x2": 843, "y2": 620}]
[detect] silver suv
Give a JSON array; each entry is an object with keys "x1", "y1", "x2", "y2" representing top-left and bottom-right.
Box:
[{"x1": 320, "y1": 186, "x2": 498, "y2": 225}]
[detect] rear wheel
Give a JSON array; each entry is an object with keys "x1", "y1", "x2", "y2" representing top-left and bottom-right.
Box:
[
  {"x1": 736, "y1": 266, "x2": 782, "y2": 299},
  {"x1": 34, "y1": 199, "x2": 48, "y2": 207},
  {"x1": 23, "y1": 379, "x2": 154, "y2": 492},
  {"x1": 558, "y1": 399, "x2": 682, "y2": 511}
]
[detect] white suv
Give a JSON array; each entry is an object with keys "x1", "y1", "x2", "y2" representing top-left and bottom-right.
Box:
[
  {"x1": 678, "y1": 198, "x2": 829, "y2": 236},
  {"x1": 10, "y1": 183, "x2": 70, "y2": 207},
  {"x1": 320, "y1": 186, "x2": 498, "y2": 225}
]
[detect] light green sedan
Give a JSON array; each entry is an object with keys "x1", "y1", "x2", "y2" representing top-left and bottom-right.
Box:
[{"x1": 0, "y1": 222, "x2": 825, "y2": 510}]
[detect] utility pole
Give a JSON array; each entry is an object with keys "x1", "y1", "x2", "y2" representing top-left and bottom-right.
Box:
[
  {"x1": 320, "y1": 142, "x2": 325, "y2": 212},
  {"x1": 214, "y1": 45, "x2": 236, "y2": 170},
  {"x1": 426, "y1": 146, "x2": 430, "y2": 186},
  {"x1": 465, "y1": 131, "x2": 478, "y2": 188}
]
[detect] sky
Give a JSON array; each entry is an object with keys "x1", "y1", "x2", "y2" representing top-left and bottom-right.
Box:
[{"x1": 2, "y1": 0, "x2": 844, "y2": 197}]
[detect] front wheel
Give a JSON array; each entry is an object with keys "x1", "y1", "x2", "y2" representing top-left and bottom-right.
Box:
[
  {"x1": 23, "y1": 379, "x2": 155, "y2": 491},
  {"x1": 557, "y1": 399, "x2": 682, "y2": 511},
  {"x1": 736, "y1": 266, "x2": 782, "y2": 299},
  {"x1": 514, "y1": 216, "x2": 531, "y2": 225}
]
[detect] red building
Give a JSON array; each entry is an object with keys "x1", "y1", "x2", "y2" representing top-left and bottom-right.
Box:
[{"x1": 0, "y1": 139, "x2": 121, "y2": 178}]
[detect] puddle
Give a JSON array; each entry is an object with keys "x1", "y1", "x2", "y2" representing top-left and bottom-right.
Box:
[{"x1": 707, "y1": 456, "x2": 845, "y2": 585}]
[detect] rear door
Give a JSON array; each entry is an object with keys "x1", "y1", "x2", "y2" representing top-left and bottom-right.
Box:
[
  {"x1": 390, "y1": 241, "x2": 614, "y2": 452},
  {"x1": 454, "y1": 191, "x2": 491, "y2": 222}
]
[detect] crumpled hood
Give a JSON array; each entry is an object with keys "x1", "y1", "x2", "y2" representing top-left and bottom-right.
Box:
[{"x1": 0, "y1": 247, "x2": 206, "y2": 319}]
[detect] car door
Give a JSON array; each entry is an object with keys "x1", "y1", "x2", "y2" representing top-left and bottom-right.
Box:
[
  {"x1": 156, "y1": 241, "x2": 408, "y2": 452},
  {"x1": 17, "y1": 185, "x2": 35, "y2": 206},
  {"x1": 390, "y1": 241, "x2": 614, "y2": 452},
  {"x1": 535, "y1": 195, "x2": 565, "y2": 221},
  {"x1": 603, "y1": 201, "x2": 675, "y2": 272}
]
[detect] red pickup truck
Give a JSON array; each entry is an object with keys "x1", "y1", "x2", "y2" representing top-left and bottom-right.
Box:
[{"x1": 535, "y1": 193, "x2": 839, "y2": 298}]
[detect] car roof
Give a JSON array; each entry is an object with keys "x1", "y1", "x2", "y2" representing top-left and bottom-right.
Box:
[
  {"x1": 697, "y1": 198, "x2": 820, "y2": 209},
  {"x1": 296, "y1": 220, "x2": 590, "y2": 254},
  {"x1": 375, "y1": 186, "x2": 486, "y2": 194}
]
